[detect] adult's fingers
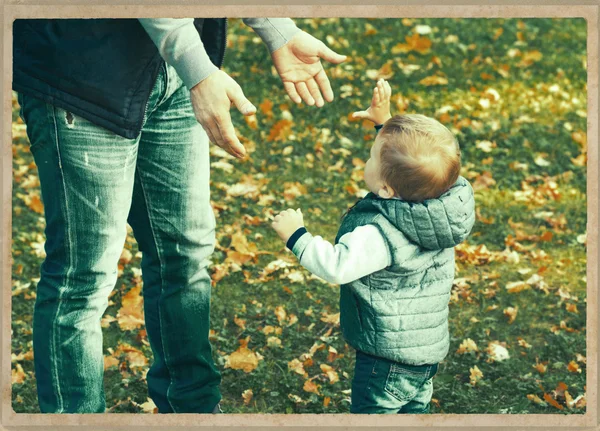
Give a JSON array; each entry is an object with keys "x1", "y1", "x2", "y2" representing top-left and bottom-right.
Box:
[
  {"x1": 284, "y1": 81, "x2": 302, "y2": 104},
  {"x1": 314, "y1": 69, "x2": 334, "y2": 103},
  {"x1": 317, "y1": 41, "x2": 347, "y2": 64},
  {"x1": 295, "y1": 82, "x2": 315, "y2": 106},
  {"x1": 306, "y1": 78, "x2": 324, "y2": 107},
  {"x1": 214, "y1": 110, "x2": 246, "y2": 159},
  {"x1": 228, "y1": 84, "x2": 256, "y2": 116}
]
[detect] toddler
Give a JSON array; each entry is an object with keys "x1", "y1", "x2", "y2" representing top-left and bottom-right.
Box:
[{"x1": 271, "y1": 79, "x2": 476, "y2": 414}]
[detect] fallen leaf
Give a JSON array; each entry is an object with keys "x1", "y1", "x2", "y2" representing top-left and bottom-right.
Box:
[
  {"x1": 225, "y1": 343, "x2": 262, "y2": 373},
  {"x1": 104, "y1": 355, "x2": 120, "y2": 370},
  {"x1": 242, "y1": 389, "x2": 253, "y2": 406},
  {"x1": 117, "y1": 285, "x2": 145, "y2": 331},
  {"x1": 456, "y1": 338, "x2": 479, "y2": 354},
  {"x1": 543, "y1": 393, "x2": 564, "y2": 410},
  {"x1": 469, "y1": 366, "x2": 483, "y2": 386},
  {"x1": 12, "y1": 364, "x2": 26, "y2": 384},
  {"x1": 303, "y1": 379, "x2": 321, "y2": 395},
  {"x1": 503, "y1": 307, "x2": 518, "y2": 324},
  {"x1": 288, "y1": 358, "x2": 307, "y2": 377}
]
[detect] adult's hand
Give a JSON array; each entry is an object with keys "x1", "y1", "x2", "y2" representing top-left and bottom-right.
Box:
[
  {"x1": 271, "y1": 31, "x2": 347, "y2": 107},
  {"x1": 190, "y1": 70, "x2": 256, "y2": 159}
]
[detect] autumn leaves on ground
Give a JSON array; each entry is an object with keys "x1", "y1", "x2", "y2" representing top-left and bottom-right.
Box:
[{"x1": 11, "y1": 18, "x2": 587, "y2": 414}]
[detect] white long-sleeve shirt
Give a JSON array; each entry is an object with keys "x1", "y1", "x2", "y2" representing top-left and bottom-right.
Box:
[
  {"x1": 139, "y1": 18, "x2": 300, "y2": 90},
  {"x1": 288, "y1": 225, "x2": 392, "y2": 285}
]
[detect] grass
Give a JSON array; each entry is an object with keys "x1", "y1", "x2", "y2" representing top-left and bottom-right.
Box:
[{"x1": 11, "y1": 17, "x2": 587, "y2": 414}]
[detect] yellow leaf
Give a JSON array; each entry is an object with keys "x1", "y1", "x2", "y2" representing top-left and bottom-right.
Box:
[
  {"x1": 242, "y1": 389, "x2": 254, "y2": 406},
  {"x1": 267, "y1": 336, "x2": 282, "y2": 348},
  {"x1": 104, "y1": 355, "x2": 120, "y2": 370},
  {"x1": 225, "y1": 344, "x2": 262, "y2": 373},
  {"x1": 274, "y1": 306, "x2": 287, "y2": 324},
  {"x1": 565, "y1": 303, "x2": 578, "y2": 314},
  {"x1": 234, "y1": 315, "x2": 246, "y2": 330},
  {"x1": 320, "y1": 312, "x2": 340, "y2": 325},
  {"x1": 288, "y1": 358, "x2": 307, "y2": 377},
  {"x1": 456, "y1": 338, "x2": 479, "y2": 354},
  {"x1": 323, "y1": 396, "x2": 331, "y2": 407},
  {"x1": 503, "y1": 306, "x2": 518, "y2": 324},
  {"x1": 543, "y1": 393, "x2": 564, "y2": 410},
  {"x1": 303, "y1": 379, "x2": 321, "y2": 395},
  {"x1": 506, "y1": 281, "x2": 530, "y2": 294},
  {"x1": 567, "y1": 361, "x2": 581, "y2": 373},
  {"x1": 139, "y1": 398, "x2": 157, "y2": 413},
  {"x1": 527, "y1": 393, "x2": 546, "y2": 406},
  {"x1": 116, "y1": 285, "x2": 144, "y2": 331},
  {"x1": 320, "y1": 364, "x2": 340, "y2": 384},
  {"x1": 469, "y1": 365, "x2": 483, "y2": 386},
  {"x1": 419, "y1": 75, "x2": 448, "y2": 86},
  {"x1": 283, "y1": 182, "x2": 308, "y2": 201},
  {"x1": 12, "y1": 364, "x2": 26, "y2": 384},
  {"x1": 115, "y1": 343, "x2": 148, "y2": 369}
]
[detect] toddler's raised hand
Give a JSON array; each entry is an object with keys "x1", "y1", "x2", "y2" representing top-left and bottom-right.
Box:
[
  {"x1": 352, "y1": 78, "x2": 392, "y2": 126},
  {"x1": 271, "y1": 208, "x2": 305, "y2": 243}
]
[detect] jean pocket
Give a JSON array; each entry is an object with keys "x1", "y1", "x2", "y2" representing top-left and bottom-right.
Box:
[{"x1": 384, "y1": 363, "x2": 432, "y2": 402}]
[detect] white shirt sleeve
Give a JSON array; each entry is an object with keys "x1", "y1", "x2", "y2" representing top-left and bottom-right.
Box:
[{"x1": 290, "y1": 225, "x2": 391, "y2": 285}]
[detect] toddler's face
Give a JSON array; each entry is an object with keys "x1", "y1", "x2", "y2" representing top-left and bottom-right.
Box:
[{"x1": 364, "y1": 137, "x2": 389, "y2": 197}]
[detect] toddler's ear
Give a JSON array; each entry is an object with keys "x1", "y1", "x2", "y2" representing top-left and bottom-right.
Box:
[{"x1": 377, "y1": 185, "x2": 395, "y2": 199}]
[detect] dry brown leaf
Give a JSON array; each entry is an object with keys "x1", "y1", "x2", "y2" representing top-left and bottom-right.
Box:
[
  {"x1": 274, "y1": 306, "x2": 287, "y2": 324},
  {"x1": 116, "y1": 285, "x2": 144, "y2": 331},
  {"x1": 456, "y1": 338, "x2": 479, "y2": 354},
  {"x1": 242, "y1": 389, "x2": 254, "y2": 406},
  {"x1": 320, "y1": 364, "x2": 340, "y2": 384},
  {"x1": 12, "y1": 364, "x2": 26, "y2": 384},
  {"x1": 234, "y1": 315, "x2": 246, "y2": 330},
  {"x1": 567, "y1": 361, "x2": 581, "y2": 373},
  {"x1": 288, "y1": 358, "x2": 307, "y2": 377},
  {"x1": 139, "y1": 398, "x2": 158, "y2": 413},
  {"x1": 503, "y1": 307, "x2": 518, "y2": 324},
  {"x1": 469, "y1": 366, "x2": 483, "y2": 386},
  {"x1": 104, "y1": 355, "x2": 120, "y2": 370},
  {"x1": 225, "y1": 343, "x2": 262, "y2": 373},
  {"x1": 543, "y1": 393, "x2": 564, "y2": 410},
  {"x1": 320, "y1": 312, "x2": 340, "y2": 325},
  {"x1": 303, "y1": 379, "x2": 321, "y2": 395},
  {"x1": 527, "y1": 393, "x2": 546, "y2": 406}
]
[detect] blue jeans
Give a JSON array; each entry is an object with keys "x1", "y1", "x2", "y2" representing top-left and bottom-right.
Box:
[
  {"x1": 18, "y1": 63, "x2": 221, "y2": 413},
  {"x1": 351, "y1": 351, "x2": 438, "y2": 414}
]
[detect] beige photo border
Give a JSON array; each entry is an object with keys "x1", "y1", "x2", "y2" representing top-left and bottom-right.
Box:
[{"x1": 1, "y1": 2, "x2": 598, "y2": 430}]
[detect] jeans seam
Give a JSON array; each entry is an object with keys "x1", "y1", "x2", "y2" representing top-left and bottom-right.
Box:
[
  {"x1": 136, "y1": 169, "x2": 177, "y2": 413},
  {"x1": 49, "y1": 103, "x2": 72, "y2": 413}
]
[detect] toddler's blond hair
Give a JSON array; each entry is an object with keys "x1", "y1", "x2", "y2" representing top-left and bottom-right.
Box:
[{"x1": 378, "y1": 114, "x2": 461, "y2": 202}]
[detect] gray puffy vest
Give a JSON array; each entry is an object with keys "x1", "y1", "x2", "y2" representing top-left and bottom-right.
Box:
[{"x1": 335, "y1": 176, "x2": 475, "y2": 365}]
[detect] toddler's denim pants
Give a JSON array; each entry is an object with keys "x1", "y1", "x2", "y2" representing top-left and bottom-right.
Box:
[{"x1": 351, "y1": 350, "x2": 438, "y2": 414}]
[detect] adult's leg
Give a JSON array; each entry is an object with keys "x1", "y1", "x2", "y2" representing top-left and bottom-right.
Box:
[
  {"x1": 127, "y1": 64, "x2": 221, "y2": 413},
  {"x1": 20, "y1": 93, "x2": 139, "y2": 412}
]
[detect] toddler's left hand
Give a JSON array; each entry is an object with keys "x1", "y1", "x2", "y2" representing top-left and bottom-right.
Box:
[{"x1": 271, "y1": 208, "x2": 304, "y2": 243}]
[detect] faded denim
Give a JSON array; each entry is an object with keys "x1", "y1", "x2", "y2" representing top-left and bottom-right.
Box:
[
  {"x1": 351, "y1": 350, "x2": 438, "y2": 414},
  {"x1": 19, "y1": 63, "x2": 221, "y2": 413}
]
